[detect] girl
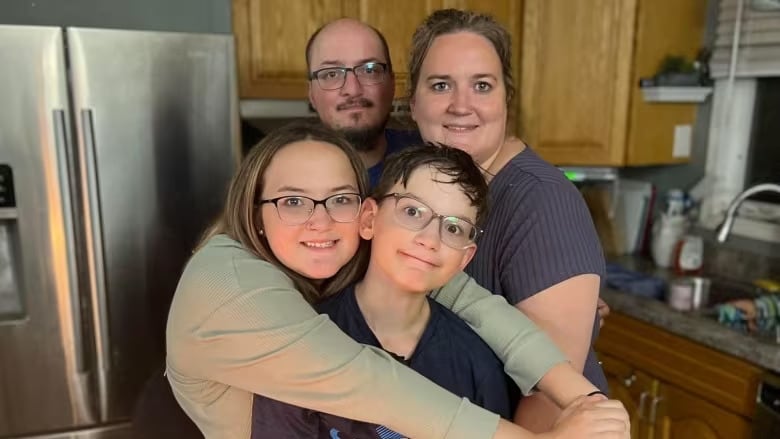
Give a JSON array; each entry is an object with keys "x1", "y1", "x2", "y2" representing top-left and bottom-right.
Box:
[{"x1": 166, "y1": 120, "x2": 628, "y2": 439}]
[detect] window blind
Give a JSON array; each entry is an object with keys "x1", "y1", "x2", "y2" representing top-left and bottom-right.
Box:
[{"x1": 711, "y1": 0, "x2": 780, "y2": 78}]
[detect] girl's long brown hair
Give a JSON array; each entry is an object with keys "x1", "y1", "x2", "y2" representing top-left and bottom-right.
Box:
[{"x1": 198, "y1": 120, "x2": 370, "y2": 303}]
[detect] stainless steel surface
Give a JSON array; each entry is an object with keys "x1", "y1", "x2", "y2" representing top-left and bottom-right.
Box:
[
  {"x1": 1, "y1": 25, "x2": 237, "y2": 437},
  {"x1": 0, "y1": 25, "x2": 96, "y2": 436},
  {"x1": 648, "y1": 396, "x2": 663, "y2": 424},
  {"x1": 667, "y1": 276, "x2": 712, "y2": 311},
  {"x1": 240, "y1": 98, "x2": 411, "y2": 119},
  {"x1": 716, "y1": 183, "x2": 780, "y2": 242},
  {"x1": 77, "y1": 108, "x2": 111, "y2": 420},
  {"x1": 67, "y1": 27, "x2": 238, "y2": 421},
  {"x1": 13, "y1": 423, "x2": 132, "y2": 439},
  {"x1": 54, "y1": 109, "x2": 89, "y2": 375},
  {"x1": 638, "y1": 391, "x2": 650, "y2": 421},
  {"x1": 240, "y1": 99, "x2": 317, "y2": 118}
]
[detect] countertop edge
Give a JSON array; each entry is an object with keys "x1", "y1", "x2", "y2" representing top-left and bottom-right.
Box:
[{"x1": 601, "y1": 288, "x2": 780, "y2": 374}]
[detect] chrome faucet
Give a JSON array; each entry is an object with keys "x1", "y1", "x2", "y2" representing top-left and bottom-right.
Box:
[{"x1": 716, "y1": 183, "x2": 780, "y2": 243}]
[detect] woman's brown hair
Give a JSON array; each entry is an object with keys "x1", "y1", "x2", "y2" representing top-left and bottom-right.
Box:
[
  {"x1": 407, "y1": 8, "x2": 515, "y2": 105},
  {"x1": 198, "y1": 119, "x2": 370, "y2": 303}
]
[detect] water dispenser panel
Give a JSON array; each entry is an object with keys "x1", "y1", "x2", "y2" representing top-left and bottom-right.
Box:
[
  {"x1": 0, "y1": 164, "x2": 22, "y2": 319},
  {"x1": 0, "y1": 165, "x2": 15, "y2": 208}
]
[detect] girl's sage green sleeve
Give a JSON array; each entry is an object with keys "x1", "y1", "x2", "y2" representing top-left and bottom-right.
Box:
[{"x1": 430, "y1": 271, "x2": 568, "y2": 395}]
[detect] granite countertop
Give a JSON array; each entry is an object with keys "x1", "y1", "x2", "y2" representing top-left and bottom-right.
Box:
[
  {"x1": 603, "y1": 256, "x2": 780, "y2": 373},
  {"x1": 602, "y1": 288, "x2": 780, "y2": 372}
]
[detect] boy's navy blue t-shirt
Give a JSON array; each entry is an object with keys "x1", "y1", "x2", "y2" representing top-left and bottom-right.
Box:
[{"x1": 251, "y1": 286, "x2": 518, "y2": 439}]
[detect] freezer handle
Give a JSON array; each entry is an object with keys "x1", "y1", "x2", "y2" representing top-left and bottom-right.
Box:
[
  {"x1": 79, "y1": 108, "x2": 111, "y2": 417},
  {"x1": 53, "y1": 110, "x2": 87, "y2": 374},
  {"x1": 54, "y1": 109, "x2": 97, "y2": 422}
]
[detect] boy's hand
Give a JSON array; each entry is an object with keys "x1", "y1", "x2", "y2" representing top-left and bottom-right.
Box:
[
  {"x1": 597, "y1": 298, "x2": 611, "y2": 328},
  {"x1": 541, "y1": 394, "x2": 629, "y2": 439}
]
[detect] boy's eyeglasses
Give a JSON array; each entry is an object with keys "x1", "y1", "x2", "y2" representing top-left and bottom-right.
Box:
[
  {"x1": 309, "y1": 62, "x2": 389, "y2": 90},
  {"x1": 259, "y1": 193, "x2": 362, "y2": 225},
  {"x1": 377, "y1": 193, "x2": 482, "y2": 249}
]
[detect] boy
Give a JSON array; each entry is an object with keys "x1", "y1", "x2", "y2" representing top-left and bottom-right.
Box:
[{"x1": 252, "y1": 144, "x2": 517, "y2": 438}]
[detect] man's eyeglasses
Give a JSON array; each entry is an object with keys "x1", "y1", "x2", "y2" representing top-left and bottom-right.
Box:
[
  {"x1": 309, "y1": 62, "x2": 389, "y2": 90},
  {"x1": 259, "y1": 193, "x2": 362, "y2": 226},
  {"x1": 378, "y1": 193, "x2": 482, "y2": 249}
]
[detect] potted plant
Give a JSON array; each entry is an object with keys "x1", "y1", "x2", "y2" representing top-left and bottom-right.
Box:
[{"x1": 654, "y1": 55, "x2": 701, "y2": 86}]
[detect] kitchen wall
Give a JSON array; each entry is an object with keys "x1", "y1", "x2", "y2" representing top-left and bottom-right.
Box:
[
  {"x1": 619, "y1": 0, "x2": 719, "y2": 201},
  {"x1": 619, "y1": 102, "x2": 711, "y2": 199},
  {"x1": 1, "y1": 0, "x2": 231, "y2": 33}
]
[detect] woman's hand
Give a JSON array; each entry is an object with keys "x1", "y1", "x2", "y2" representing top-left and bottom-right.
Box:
[{"x1": 541, "y1": 394, "x2": 629, "y2": 439}]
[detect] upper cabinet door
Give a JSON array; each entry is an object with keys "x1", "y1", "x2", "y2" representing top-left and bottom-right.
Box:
[
  {"x1": 625, "y1": 0, "x2": 706, "y2": 166},
  {"x1": 234, "y1": 0, "x2": 522, "y2": 101},
  {"x1": 233, "y1": 0, "x2": 358, "y2": 99},
  {"x1": 352, "y1": 1, "x2": 438, "y2": 100},
  {"x1": 355, "y1": 0, "x2": 522, "y2": 101},
  {"x1": 520, "y1": 0, "x2": 638, "y2": 166}
]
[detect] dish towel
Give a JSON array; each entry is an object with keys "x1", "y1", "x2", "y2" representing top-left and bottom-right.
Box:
[
  {"x1": 717, "y1": 294, "x2": 780, "y2": 335},
  {"x1": 605, "y1": 263, "x2": 666, "y2": 300}
]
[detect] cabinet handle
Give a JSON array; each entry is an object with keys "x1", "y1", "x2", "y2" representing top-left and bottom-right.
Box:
[
  {"x1": 623, "y1": 374, "x2": 637, "y2": 387},
  {"x1": 648, "y1": 396, "x2": 663, "y2": 423},
  {"x1": 638, "y1": 391, "x2": 650, "y2": 421}
]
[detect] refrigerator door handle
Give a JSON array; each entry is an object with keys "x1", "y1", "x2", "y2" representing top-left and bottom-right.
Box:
[
  {"x1": 54, "y1": 109, "x2": 98, "y2": 422},
  {"x1": 79, "y1": 108, "x2": 111, "y2": 419},
  {"x1": 53, "y1": 109, "x2": 88, "y2": 374}
]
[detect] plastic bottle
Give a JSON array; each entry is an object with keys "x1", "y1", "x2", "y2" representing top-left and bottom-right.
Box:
[
  {"x1": 651, "y1": 214, "x2": 688, "y2": 268},
  {"x1": 672, "y1": 234, "x2": 704, "y2": 275},
  {"x1": 665, "y1": 189, "x2": 686, "y2": 216}
]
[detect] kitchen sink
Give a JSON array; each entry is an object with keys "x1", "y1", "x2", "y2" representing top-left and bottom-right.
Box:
[
  {"x1": 685, "y1": 276, "x2": 780, "y2": 343},
  {"x1": 697, "y1": 276, "x2": 762, "y2": 309},
  {"x1": 606, "y1": 261, "x2": 761, "y2": 308},
  {"x1": 606, "y1": 260, "x2": 779, "y2": 343}
]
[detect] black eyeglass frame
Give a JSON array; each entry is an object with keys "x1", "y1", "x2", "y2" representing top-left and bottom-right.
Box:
[{"x1": 308, "y1": 62, "x2": 389, "y2": 90}]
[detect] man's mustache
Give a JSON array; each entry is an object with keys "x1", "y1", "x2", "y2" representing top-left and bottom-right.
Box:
[{"x1": 337, "y1": 99, "x2": 374, "y2": 111}]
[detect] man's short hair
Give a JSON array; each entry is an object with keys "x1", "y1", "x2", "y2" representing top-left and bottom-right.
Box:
[{"x1": 305, "y1": 19, "x2": 394, "y2": 74}]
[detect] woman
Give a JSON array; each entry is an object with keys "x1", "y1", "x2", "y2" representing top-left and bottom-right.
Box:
[
  {"x1": 166, "y1": 120, "x2": 628, "y2": 438},
  {"x1": 408, "y1": 9, "x2": 610, "y2": 432}
]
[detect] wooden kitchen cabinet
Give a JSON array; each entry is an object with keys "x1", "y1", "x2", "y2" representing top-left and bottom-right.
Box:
[
  {"x1": 233, "y1": 0, "x2": 353, "y2": 99},
  {"x1": 601, "y1": 353, "x2": 658, "y2": 439},
  {"x1": 232, "y1": 0, "x2": 522, "y2": 100},
  {"x1": 357, "y1": 0, "x2": 522, "y2": 103},
  {"x1": 654, "y1": 382, "x2": 753, "y2": 439},
  {"x1": 596, "y1": 313, "x2": 761, "y2": 439},
  {"x1": 519, "y1": 0, "x2": 707, "y2": 166}
]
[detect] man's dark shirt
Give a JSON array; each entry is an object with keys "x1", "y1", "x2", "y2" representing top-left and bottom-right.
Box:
[{"x1": 366, "y1": 130, "x2": 422, "y2": 189}]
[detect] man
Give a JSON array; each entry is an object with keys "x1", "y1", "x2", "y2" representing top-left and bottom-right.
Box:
[{"x1": 305, "y1": 18, "x2": 419, "y2": 187}]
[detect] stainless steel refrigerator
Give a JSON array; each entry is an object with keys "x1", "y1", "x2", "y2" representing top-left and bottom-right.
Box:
[{"x1": 0, "y1": 26, "x2": 239, "y2": 438}]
